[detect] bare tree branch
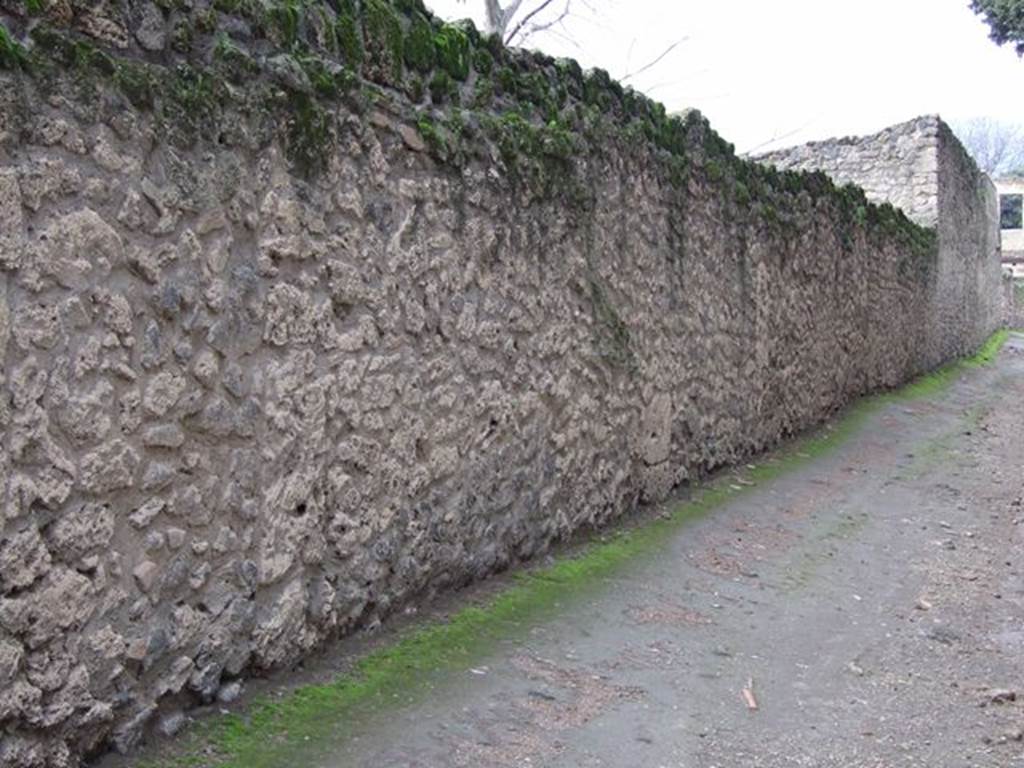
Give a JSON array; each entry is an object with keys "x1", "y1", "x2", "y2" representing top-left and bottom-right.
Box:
[
  {"x1": 620, "y1": 37, "x2": 688, "y2": 82},
  {"x1": 537, "y1": 24, "x2": 582, "y2": 49},
  {"x1": 954, "y1": 118, "x2": 1024, "y2": 176},
  {"x1": 457, "y1": 0, "x2": 688, "y2": 88},
  {"x1": 509, "y1": 3, "x2": 573, "y2": 45},
  {"x1": 461, "y1": 0, "x2": 525, "y2": 35},
  {"x1": 744, "y1": 119, "x2": 821, "y2": 156},
  {"x1": 624, "y1": 36, "x2": 637, "y2": 75},
  {"x1": 642, "y1": 77, "x2": 697, "y2": 95},
  {"x1": 459, "y1": 0, "x2": 608, "y2": 48},
  {"x1": 504, "y1": 0, "x2": 563, "y2": 44},
  {"x1": 500, "y1": 0, "x2": 526, "y2": 32},
  {"x1": 482, "y1": 0, "x2": 503, "y2": 30}
]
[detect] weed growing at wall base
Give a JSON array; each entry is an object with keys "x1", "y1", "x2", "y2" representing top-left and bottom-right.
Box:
[{"x1": 139, "y1": 330, "x2": 1009, "y2": 768}]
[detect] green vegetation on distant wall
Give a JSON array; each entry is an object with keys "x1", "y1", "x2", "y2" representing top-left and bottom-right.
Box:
[{"x1": 0, "y1": 0, "x2": 934, "y2": 259}]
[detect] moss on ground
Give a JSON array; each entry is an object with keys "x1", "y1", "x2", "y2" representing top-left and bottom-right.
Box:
[
  {"x1": 136, "y1": 329, "x2": 1009, "y2": 768},
  {"x1": 896, "y1": 329, "x2": 1009, "y2": 400}
]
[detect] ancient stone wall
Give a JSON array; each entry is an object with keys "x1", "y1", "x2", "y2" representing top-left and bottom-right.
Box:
[
  {"x1": 935, "y1": 119, "x2": 1002, "y2": 361},
  {"x1": 1005, "y1": 274, "x2": 1024, "y2": 328},
  {"x1": 757, "y1": 116, "x2": 1004, "y2": 368},
  {"x1": 757, "y1": 117, "x2": 942, "y2": 226},
  {"x1": 0, "y1": 2, "x2": 1003, "y2": 765}
]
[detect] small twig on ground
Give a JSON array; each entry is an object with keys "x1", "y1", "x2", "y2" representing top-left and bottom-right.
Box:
[{"x1": 742, "y1": 677, "x2": 759, "y2": 711}]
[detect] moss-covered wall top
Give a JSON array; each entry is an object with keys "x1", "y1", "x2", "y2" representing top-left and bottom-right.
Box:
[{"x1": 0, "y1": 0, "x2": 934, "y2": 256}]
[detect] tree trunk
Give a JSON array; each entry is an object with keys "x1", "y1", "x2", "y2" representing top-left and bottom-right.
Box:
[{"x1": 483, "y1": 0, "x2": 524, "y2": 37}]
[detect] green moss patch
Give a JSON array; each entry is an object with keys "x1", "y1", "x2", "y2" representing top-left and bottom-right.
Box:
[
  {"x1": 433, "y1": 22, "x2": 470, "y2": 80},
  {"x1": 213, "y1": 32, "x2": 260, "y2": 82},
  {"x1": 402, "y1": 12, "x2": 434, "y2": 73},
  {"x1": 0, "y1": 22, "x2": 28, "y2": 69},
  {"x1": 896, "y1": 329, "x2": 1009, "y2": 400},
  {"x1": 159, "y1": 64, "x2": 220, "y2": 145},
  {"x1": 263, "y1": 0, "x2": 305, "y2": 50},
  {"x1": 361, "y1": 0, "x2": 404, "y2": 85},
  {"x1": 334, "y1": 10, "x2": 362, "y2": 67},
  {"x1": 284, "y1": 91, "x2": 334, "y2": 175},
  {"x1": 114, "y1": 60, "x2": 161, "y2": 108}
]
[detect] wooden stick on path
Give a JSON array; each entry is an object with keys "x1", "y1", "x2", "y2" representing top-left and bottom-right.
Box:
[{"x1": 742, "y1": 677, "x2": 759, "y2": 711}]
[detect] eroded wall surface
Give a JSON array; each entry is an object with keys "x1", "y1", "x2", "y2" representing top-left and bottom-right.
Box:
[{"x1": 0, "y1": 3, "x2": 1003, "y2": 765}]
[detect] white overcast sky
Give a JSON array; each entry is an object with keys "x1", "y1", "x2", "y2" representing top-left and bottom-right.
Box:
[{"x1": 425, "y1": 0, "x2": 1024, "y2": 154}]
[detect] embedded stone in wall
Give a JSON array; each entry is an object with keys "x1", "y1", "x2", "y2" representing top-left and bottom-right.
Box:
[{"x1": 638, "y1": 393, "x2": 675, "y2": 502}]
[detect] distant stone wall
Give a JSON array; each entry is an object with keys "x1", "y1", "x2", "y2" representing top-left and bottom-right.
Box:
[
  {"x1": 0, "y1": 3, "x2": 1004, "y2": 766},
  {"x1": 935, "y1": 119, "x2": 1002, "y2": 361},
  {"x1": 758, "y1": 116, "x2": 1004, "y2": 367},
  {"x1": 1006, "y1": 274, "x2": 1024, "y2": 328},
  {"x1": 757, "y1": 117, "x2": 941, "y2": 226},
  {"x1": 994, "y1": 177, "x2": 1024, "y2": 260}
]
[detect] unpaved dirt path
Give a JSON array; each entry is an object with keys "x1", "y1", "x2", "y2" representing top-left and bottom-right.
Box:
[{"x1": 311, "y1": 335, "x2": 1024, "y2": 768}]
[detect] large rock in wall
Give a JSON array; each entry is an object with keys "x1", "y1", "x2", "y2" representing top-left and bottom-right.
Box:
[
  {"x1": 757, "y1": 116, "x2": 1004, "y2": 368},
  {"x1": 0, "y1": 1, "x2": 1000, "y2": 764}
]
